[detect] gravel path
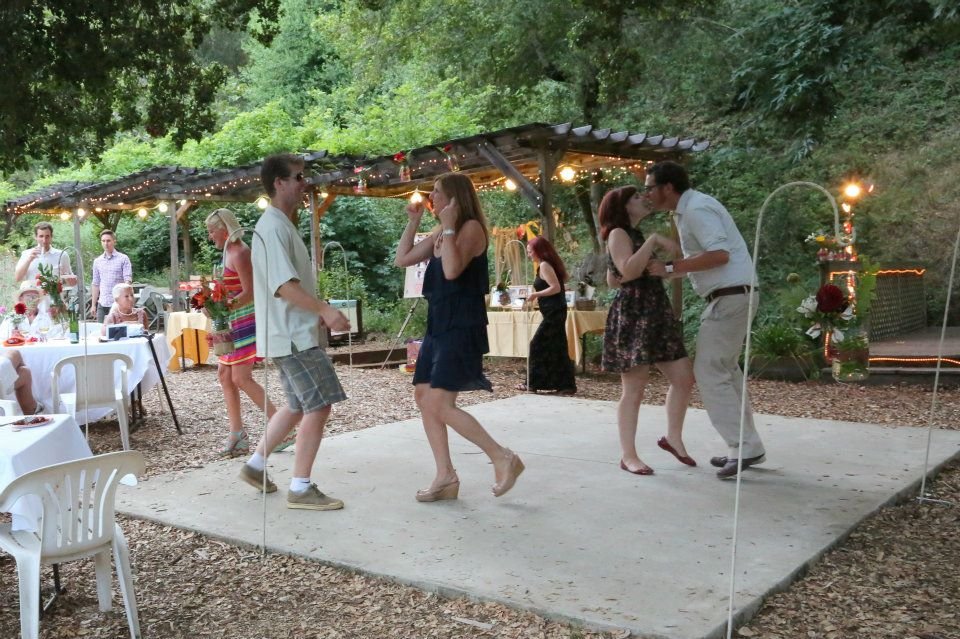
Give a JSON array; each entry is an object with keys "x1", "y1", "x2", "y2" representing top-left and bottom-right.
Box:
[{"x1": 1, "y1": 347, "x2": 957, "y2": 638}]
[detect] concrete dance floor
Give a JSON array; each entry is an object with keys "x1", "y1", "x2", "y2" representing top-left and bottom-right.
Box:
[{"x1": 118, "y1": 395, "x2": 960, "y2": 638}]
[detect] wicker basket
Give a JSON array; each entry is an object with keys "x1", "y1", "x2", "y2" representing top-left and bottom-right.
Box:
[{"x1": 574, "y1": 299, "x2": 596, "y2": 311}]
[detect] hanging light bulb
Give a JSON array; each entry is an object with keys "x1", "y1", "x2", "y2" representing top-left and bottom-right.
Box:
[
  {"x1": 320, "y1": 191, "x2": 329, "y2": 199},
  {"x1": 505, "y1": 179, "x2": 517, "y2": 192},
  {"x1": 410, "y1": 191, "x2": 423, "y2": 204},
  {"x1": 256, "y1": 196, "x2": 269, "y2": 209},
  {"x1": 137, "y1": 208, "x2": 148, "y2": 219},
  {"x1": 77, "y1": 208, "x2": 87, "y2": 218},
  {"x1": 843, "y1": 183, "x2": 862, "y2": 199},
  {"x1": 60, "y1": 211, "x2": 70, "y2": 221},
  {"x1": 841, "y1": 202, "x2": 852, "y2": 213},
  {"x1": 559, "y1": 166, "x2": 576, "y2": 182},
  {"x1": 158, "y1": 202, "x2": 169, "y2": 213}
]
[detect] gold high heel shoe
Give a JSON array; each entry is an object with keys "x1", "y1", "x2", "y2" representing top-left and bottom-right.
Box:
[
  {"x1": 415, "y1": 478, "x2": 460, "y2": 502},
  {"x1": 492, "y1": 450, "x2": 525, "y2": 497}
]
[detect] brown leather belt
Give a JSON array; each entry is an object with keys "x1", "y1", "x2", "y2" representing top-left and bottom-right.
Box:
[{"x1": 705, "y1": 285, "x2": 755, "y2": 302}]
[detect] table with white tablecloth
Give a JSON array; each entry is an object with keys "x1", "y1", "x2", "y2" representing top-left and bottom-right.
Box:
[
  {"x1": 0, "y1": 414, "x2": 91, "y2": 532},
  {"x1": 486, "y1": 309, "x2": 608, "y2": 366},
  {"x1": 9, "y1": 335, "x2": 172, "y2": 423}
]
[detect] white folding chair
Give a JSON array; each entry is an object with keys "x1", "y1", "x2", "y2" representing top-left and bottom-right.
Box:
[
  {"x1": 51, "y1": 353, "x2": 133, "y2": 450},
  {"x1": 0, "y1": 451, "x2": 146, "y2": 639}
]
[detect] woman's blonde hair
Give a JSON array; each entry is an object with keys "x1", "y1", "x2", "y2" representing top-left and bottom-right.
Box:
[
  {"x1": 434, "y1": 173, "x2": 489, "y2": 241},
  {"x1": 205, "y1": 208, "x2": 242, "y2": 242},
  {"x1": 112, "y1": 282, "x2": 134, "y2": 301}
]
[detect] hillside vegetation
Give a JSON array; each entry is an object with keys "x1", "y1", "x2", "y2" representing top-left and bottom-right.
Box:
[{"x1": 2, "y1": 0, "x2": 958, "y2": 325}]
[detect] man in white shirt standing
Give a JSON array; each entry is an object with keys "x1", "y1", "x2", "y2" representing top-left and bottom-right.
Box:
[
  {"x1": 238, "y1": 153, "x2": 351, "y2": 511},
  {"x1": 646, "y1": 161, "x2": 766, "y2": 479},
  {"x1": 14, "y1": 222, "x2": 77, "y2": 287}
]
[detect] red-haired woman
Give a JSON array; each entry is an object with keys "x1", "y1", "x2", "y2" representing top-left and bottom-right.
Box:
[
  {"x1": 599, "y1": 185, "x2": 696, "y2": 475},
  {"x1": 521, "y1": 236, "x2": 576, "y2": 394}
]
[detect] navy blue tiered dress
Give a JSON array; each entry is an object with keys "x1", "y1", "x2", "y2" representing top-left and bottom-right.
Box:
[{"x1": 412, "y1": 250, "x2": 493, "y2": 392}]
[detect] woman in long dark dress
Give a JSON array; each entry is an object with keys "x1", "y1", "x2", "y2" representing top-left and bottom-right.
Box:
[
  {"x1": 394, "y1": 173, "x2": 525, "y2": 502},
  {"x1": 520, "y1": 236, "x2": 576, "y2": 394},
  {"x1": 599, "y1": 185, "x2": 696, "y2": 475}
]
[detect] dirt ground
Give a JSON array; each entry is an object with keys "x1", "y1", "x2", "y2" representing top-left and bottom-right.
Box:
[{"x1": 1, "y1": 344, "x2": 958, "y2": 639}]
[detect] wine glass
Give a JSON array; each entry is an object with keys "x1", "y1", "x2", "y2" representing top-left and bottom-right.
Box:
[{"x1": 35, "y1": 312, "x2": 52, "y2": 342}]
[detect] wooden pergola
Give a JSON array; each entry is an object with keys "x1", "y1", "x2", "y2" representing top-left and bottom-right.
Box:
[{"x1": 4, "y1": 122, "x2": 708, "y2": 306}]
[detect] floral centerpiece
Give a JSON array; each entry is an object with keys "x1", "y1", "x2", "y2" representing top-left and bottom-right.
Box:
[
  {"x1": 805, "y1": 230, "x2": 852, "y2": 262},
  {"x1": 190, "y1": 276, "x2": 235, "y2": 355},
  {"x1": 35, "y1": 262, "x2": 67, "y2": 318},
  {"x1": 1, "y1": 302, "x2": 29, "y2": 340},
  {"x1": 797, "y1": 283, "x2": 868, "y2": 381}
]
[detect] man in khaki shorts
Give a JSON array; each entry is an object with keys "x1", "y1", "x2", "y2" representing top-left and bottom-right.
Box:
[
  {"x1": 646, "y1": 161, "x2": 766, "y2": 479},
  {"x1": 238, "y1": 153, "x2": 351, "y2": 509}
]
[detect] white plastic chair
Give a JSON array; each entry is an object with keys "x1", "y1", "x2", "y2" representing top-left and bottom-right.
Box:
[
  {"x1": 51, "y1": 353, "x2": 133, "y2": 450},
  {"x1": 0, "y1": 451, "x2": 146, "y2": 639},
  {"x1": 0, "y1": 398, "x2": 23, "y2": 416}
]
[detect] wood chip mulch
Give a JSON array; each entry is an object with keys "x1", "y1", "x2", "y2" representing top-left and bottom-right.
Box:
[{"x1": 1, "y1": 340, "x2": 958, "y2": 638}]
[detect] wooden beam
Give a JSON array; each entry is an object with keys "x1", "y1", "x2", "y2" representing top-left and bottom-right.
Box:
[
  {"x1": 175, "y1": 201, "x2": 194, "y2": 222},
  {"x1": 476, "y1": 140, "x2": 543, "y2": 215}
]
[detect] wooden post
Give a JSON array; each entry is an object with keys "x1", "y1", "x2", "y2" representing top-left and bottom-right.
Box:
[
  {"x1": 309, "y1": 191, "x2": 320, "y2": 276},
  {"x1": 536, "y1": 145, "x2": 565, "y2": 243}
]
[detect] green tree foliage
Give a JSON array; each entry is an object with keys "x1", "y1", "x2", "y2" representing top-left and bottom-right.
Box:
[
  {"x1": 240, "y1": 0, "x2": 344, "y2": 116},
  {"x1": 180, "y1": 103, "x2": 300, "y2": 166},
  {"x1": 0, "y1": 0, "x2": 281, "y2": 173},
  {"x1": 301, "y1": 77, "x2": 494, "y2": 154}
]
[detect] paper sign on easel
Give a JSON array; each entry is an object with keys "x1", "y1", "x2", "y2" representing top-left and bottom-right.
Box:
[{"x1": 403, "y1": 233, "x2": 430, "y2": 299}]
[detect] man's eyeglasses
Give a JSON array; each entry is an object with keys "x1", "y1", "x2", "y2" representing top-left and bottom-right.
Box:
[
  {"x1": 292, "y1": 171, "x2": 305, "y2": 182},
  {"x1": 643, "y1": 183, "x2": 662, "y2": 193}
]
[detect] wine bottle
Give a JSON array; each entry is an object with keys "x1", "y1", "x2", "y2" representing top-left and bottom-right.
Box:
[{"x1": 69, "y1": 309, "x2": 79, "y2": 343}]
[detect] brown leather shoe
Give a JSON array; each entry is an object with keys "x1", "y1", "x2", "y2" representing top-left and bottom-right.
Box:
[{"x1": 716, "y1": 454, "x2": 766, "y2": 479}]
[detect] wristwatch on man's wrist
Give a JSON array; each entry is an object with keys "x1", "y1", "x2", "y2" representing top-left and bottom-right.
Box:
[
  {"x1": 665, "y1": 260, "x2": 675, "y2": 274},
  {"x1": 442, "y1": 228, "x2": 456, "y2": 237}
]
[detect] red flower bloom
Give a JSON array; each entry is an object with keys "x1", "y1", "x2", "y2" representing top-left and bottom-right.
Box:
[
  {"x1": 354, "y1": 166, "x2": 366, "y2": 174},
  {"x1": 211, "y1": 281, "x2": 226, "y2": 303},
  {"x1": 14, "y1": 302, "x2": 27, "y2": 315},
  {"x1": 190, "y1": 291, "x2": 207, "y2": 312},
  {"x1": 815, "y1": 284, "x2": 847, "y2": 313},
  {"x1": 442, "y1": 144, "x2": 453, "y2": 153},
  {"x1": 393, "y1": 152, "x2": 407, "y2": 164}
]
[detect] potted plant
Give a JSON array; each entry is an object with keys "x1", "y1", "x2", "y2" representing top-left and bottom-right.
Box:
[
  {"x1": 494, "y1": 271, "x2": 511, "y2": 307},
  {"x1": 750, "y1": 323, "x2": 818, "y2": 381}
]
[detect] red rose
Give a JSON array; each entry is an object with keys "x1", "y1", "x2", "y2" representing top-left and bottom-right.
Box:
[
  {"x1": 393, "y1": 152, "x2": 406, "y2": 164},
  {"x1": 815, "y1": 284, "x2": 847, "y2": 313},
  {"x1": 14, "y1": 302, "x2": 27, "y2": 315},
  {"x1": 442, "y1": 144, "x2": 453, "y2": 153}
]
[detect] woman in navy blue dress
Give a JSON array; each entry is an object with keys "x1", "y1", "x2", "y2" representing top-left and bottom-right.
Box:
[{"x1": 395, "y1": 173, "x2": 525, "y2": 502}]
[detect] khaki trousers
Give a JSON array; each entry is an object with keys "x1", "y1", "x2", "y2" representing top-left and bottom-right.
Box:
[{"x1": 694, "y1": 292, "x2": 765, "y2": 459}]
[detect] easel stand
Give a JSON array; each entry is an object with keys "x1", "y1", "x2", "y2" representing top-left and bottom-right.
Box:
[
  {"x1": 381, "y1": 297, "x2": 422, "y2": 369},
  {"x1": 140, "y1": 333, "x2": 183, "y2": 434}
]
